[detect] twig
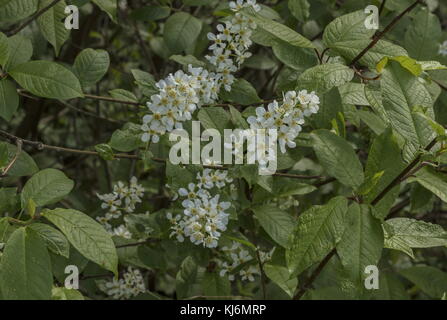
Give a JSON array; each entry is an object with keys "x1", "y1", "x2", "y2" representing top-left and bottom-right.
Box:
[
  {"x1": 0, "y1": 130, "x2": 328, "y2": 181},
  {"x1": 350, "y1": 0, "x2": 422, "y2": 66},
  {"x1": 379, "y1": 0, "x2": 387, "y2": 15},
  {"x1": 83, "y1": 94, "x2": 141, "y2": 106},
  {"x1": 293, "y1": 249, "x2": 336, "y2": 300},
  {"x1": 0, "y1": 139, "x2": 22, "y2": 178},
  {"x1": 255, "y1": 249, "x2": 267, "y2": 300},
  {"x1": 7, "y1": 0, "x2": 63, "y2": 36},
  {"x1": 371, "y1": 138, "x2": 438, "y2": 206}
]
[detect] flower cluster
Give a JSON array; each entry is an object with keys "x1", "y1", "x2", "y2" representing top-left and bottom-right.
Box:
[
  {"x1": 167, "y1": 169, "x2": 233, "y2": 248},
  {"x1": 439, "y1": 40, "x2": 447, "y2": 56},
  {"x1": 98, "y1": 267, "x2": 146, "y2": 300},
  {"x1": 247, "y1": 90, "x2": 320, "y2": 153},
  {"x1": 96, "y1": 177, "x2": 145, "y2": 238},
  {"x1": 141, "y1": 0, "x2": 261, "y2": 143},
  {"x1": 206, "y1": 0, "x2": 261, "y2": 91},
  {"x1": 141, "y1": 66, "x2": 220, "y2": 143},
  {"x1": 217, "y1": 242, "x2": 273, "y2": 282}
]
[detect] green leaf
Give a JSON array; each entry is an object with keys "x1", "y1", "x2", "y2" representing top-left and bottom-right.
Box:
[
  {"x1": 264, "y1": 263, "x2": 297, "y2": 298},
  {"x1": 288, "y1": 0, "x2": 310, "y2": 22},
  {"x1": 272, "y1": 39, "x2": 317, "y2": 71},
  {"x1": 0, "y1": 188, "x2": 19, "y2": 215},
  {"x1": 371, "y1": 273, "x2": 410, "y2": 300},
  {"x1": 253, "y1": 179, "x2": 315, "y2": 203},
  {"x1": 0, "y1": 141, "x2": 39, "y2": 177},
  {"x1": 364, "y1": 128, "x2": 406, "y2": 219},
  {"x1": 3, "y1": 35, "x2": 33, "y2": 71},
  {"x1": 323, "y1": 10, "x2": 407, "y2": 68},
  {"x1": 252, "y1": 205, "x2": 295, "y2": 247},
  {"x1": 229, "y1": 106, "x2": 249, "y2": 129},
  {"x1": 202, "y1": 272, "x2": 231, "y2": 297},
  {"x1": 297, "y1": 63, "x2": 354, "y2": 94},
  {"x1": 400, "y1": 266, "x2": 447, "y2": 298},
  {"x1": 338, "y1": 83, "x2": 369, "y2": 106},
  {"x1": 220, "y1": 78, "x2": 261, "y2": 105},
  {"x1": 92, "y1": 0, "x2": 117, "y2": 22},
  {"x1": 42, "y1": 208, "x2": 118, "y2": 276},
  {"x1": 287, "y1": 196, "x2": 348, "y2": 276},
  {"x1": 95, "y1": 143, "x2": 114, "y2": 161},
  {"x1": 0, "y1": 0, "x2": 38, "y2": 23},
  {"x1": 377, "y1": 56, "x2": 423, "y2": 76},
  {"x1": 311, "y1": 129, "x2": 364, "y2": 188},
  {"x1": 197, "y1": 107, "x2": 231, "y2": 134},
  {"x1": 130, "y1": 5, "x2": 170, "y2": 21},
  {"x1": 169, "y1": 54, "x2": 205, "y2": 68},
  {"x1": 73, "y1": 49, "x2": 110, "y2": 88},
  {"x1": 21, "y1": 168, "x2": 74, "y2": 208},
  {"x1": 131, "y1": 69, "x2": 157, "y2": 97},
  {"x1": 28, "y1": 223, "x2": 70, "y2": 258},
  {"x1": 380, "y1": 61, "x2": 434, "y2": 162},
  {"x1": 0, "y1": 79, "x2": 19, "y2": 121},
  {"x1": 241, "y1": 8, "x2": 314, "y2": 49},
  {"x1": 176, "y1": 256, "x2": 198, "y2": 299},
  {"x1": 109, "y1": 123, "x2": 143, "y2": 152},
  {"x1": 0, "y1": 32, "x2": 8, "y2": 68},
  {"x1": 52, "y1": 287, "x2": 84, "y2": 300},
  {"x1": 109, "y1": 89, "x2": 138, "y2": 102},
  {"x1": 9, "y1": 61, "x2": 83, "y2": 99},
  {"x1": 337, "y1": 204, "x2": 384, "y2": 284},
  {"x1": 0, "y1": 217, "x2": 17, "y2": 243},
  {"x1": 408, "y1": 167, "x2": 447, "y2": 203},
  {"x1": 383, "y1": 218, "x2": 447, "y2": 259},
  {"x1": 0, "y1": 227, "x2": 52, "y2": 300},
  {"x1": 37, "y1": 0, "x2": 69, "y2": 56},
  {"x1": 419, "y1": 61, "x2": 447, "y2": 71},
  {"x1": 164, "y1": 12, "x2": 202, "y2": 54},
  {"x1": 404, "y1": 9, "x2": 442, "y2": 60}
]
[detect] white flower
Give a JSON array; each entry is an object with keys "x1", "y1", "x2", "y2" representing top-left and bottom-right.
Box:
[
  {"x1": 167, "y1": 168, "x2": 232, "y2": 248},
  {"x1": 439, "y1": 40, "x2": 447, "y2": 56},
  {"x1": 247, "y1": 90, "x2": 320, "y2": 154},
  {"x1": 98, "y1": 267, "x2": 146, "y2": 299}
]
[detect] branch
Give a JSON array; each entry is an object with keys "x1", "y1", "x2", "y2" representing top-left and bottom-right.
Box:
[
  {"x1": 7, "y1": 0, "x2": 63, "y2": 36},
  {"x1": 293, "y1": 249, "x2": 336, "y2": 300},
  {"x1": 0, "y1": 129, "x2": 328, "y2": 181},
  {"x1": 371, "y1": 138, "x2": 438, "y2": 206},
  {"x1": 0, "y1": 139, "x2": 22, "y2": 178},
  {"x1": 349, "y1": 0, "x2": 422, "y2": 66}
]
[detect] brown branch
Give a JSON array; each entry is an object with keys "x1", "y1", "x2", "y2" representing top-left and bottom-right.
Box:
[
  {"x1": 371, "y1": 138, "x2": 438, "y2": 206},
  {"x1": 7, "y1": 0, "x2": 63, "y2": 36},
  {"x1": 0, "y1": 139, "x2": 22, "y2": 178},
  {"x1": 379, "y1": 0, "x2": 387, "y2": 15},
  {"x1": 350, "y1": 0, "x2": 422, "y2": 66},
  {"x1": 293, "y1": 249, "x2": 336, "y2": 300},
  {"x1": 83, "y1": 94, "x2": 141, "y2": 106},
  {"x1": 0, "y1": 130, "x2": 328, "y2": 181}
]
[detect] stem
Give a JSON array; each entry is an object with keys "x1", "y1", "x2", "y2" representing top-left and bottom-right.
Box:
[
  {"x1": 0, "y1": 130, "x2": 328, "y2": 181},
  {"x1": 350, "y1": 0, "x2": 422, "y2": 66},
  {"x1": 293, "y1": 249, "x2": 336, "y2": 300},
  {"x1": 0, "y1": 139, "x2": 22, "y2": 178},
  {"x1": 255, "y1": 249, "x2": 267, "y2": 300},
  {"x1": 371, "y1": 138, "x2": 437, "y2": 206}
]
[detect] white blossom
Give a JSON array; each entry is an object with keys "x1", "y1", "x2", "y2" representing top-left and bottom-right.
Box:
[
  {"x1": 98, "y1": 267, "x2": 146, "y2": 300},
  {"x1": 167, "y1": 169, "x2": 233, "y2": 248},
  {"x1": 247, "y1": 90, "x2": 320, "y2": 153},
  {"x1": 439, "y1": 40, "x2": 447, "y2": 56}
]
